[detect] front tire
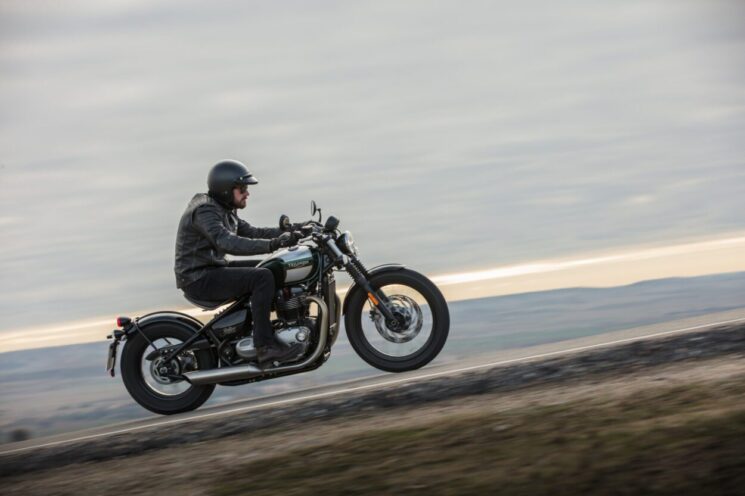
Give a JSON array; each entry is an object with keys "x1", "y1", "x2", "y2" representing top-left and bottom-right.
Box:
[
  {"x1": 121, "y1": 323, "x2": 216, "y2": 415},
  {"x1": 345, "y1": 269, "x2": 450, "y2": 372}
]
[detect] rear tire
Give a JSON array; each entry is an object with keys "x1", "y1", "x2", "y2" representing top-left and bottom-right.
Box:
[{"x1": 121, "y1": 323, "x2": 216, "y2": 415}]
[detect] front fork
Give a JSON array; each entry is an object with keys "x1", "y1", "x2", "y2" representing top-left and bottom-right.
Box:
[{"x1": 342, "y1": 256, "x2": 405, "y2": 330}]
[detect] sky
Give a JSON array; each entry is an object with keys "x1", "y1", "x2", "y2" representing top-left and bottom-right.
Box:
[{"x1": 1, "y1": 0, "x2": 744, "y2": 342}]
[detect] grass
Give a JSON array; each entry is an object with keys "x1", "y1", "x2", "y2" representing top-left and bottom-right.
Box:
[{"x1": 211, "y1": 379, "x2": 745, "y2": 496}]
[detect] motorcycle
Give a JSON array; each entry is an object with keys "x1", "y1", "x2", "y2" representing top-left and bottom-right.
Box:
[{"x1": 106, "y1": 201, "x2": 450, "y2": 415}]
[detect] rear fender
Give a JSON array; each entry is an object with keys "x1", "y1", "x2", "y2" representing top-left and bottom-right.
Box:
[
  {"x1": 125, "y1": 311, "x2": 215, "y2": 352},
  {"x1": 341, "y1": 264, "x2": 406, "y2": 317},
  {"x1": 124, "y1": 311, "x2": 204, "y2": 338}
]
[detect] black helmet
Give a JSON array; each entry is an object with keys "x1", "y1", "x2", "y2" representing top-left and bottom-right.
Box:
[{"x1": 207, "y1": 160, "x2": 258, "y2": 206}]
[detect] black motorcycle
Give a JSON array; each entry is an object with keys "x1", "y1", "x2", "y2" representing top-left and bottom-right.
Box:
[{"x1": 107, "y1": 201, "x2": 450, "y2": 414}]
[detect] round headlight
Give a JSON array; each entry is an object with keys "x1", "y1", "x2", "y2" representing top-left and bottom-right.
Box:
[{"x1": 338, "y1": 231, "x2": 358, "y2": 256}]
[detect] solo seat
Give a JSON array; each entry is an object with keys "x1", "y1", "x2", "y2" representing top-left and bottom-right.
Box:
[{"x1": 182, "y1": 293, "x2": 234, "y2": 310}]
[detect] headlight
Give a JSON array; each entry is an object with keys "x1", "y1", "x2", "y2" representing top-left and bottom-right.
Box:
[{"x1": 338, "y1": 231, "x2": 358, "y2": 256}]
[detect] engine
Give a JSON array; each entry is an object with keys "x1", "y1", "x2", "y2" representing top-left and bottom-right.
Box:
[
  {"x1": 233, "y1": 324, "x2": 311, "y2": 361},
  {"x1": 275, "y1": 286, "x2": 306, "y2": 323},
  {"x1": 227, "y1": 285, "x2": 315, "y2": 364}
]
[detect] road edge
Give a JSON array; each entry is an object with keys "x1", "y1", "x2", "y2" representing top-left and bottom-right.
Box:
[{"x1": 2, "y1": 322, "x2": 744, "y2": 477}]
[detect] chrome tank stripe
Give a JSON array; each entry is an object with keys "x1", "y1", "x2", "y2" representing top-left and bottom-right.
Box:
[{"x1": 259, "y1": 246, "x2": 315, "y2": 284}]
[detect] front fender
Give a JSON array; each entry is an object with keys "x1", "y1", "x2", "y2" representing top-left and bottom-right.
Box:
[{"x1": 341, "y1": 263, "x2": 406, "y2": 317}]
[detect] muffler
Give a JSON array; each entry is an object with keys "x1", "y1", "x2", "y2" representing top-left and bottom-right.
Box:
[{"x1": 183, "y1": 296, "x2": 329, "y2": 386}]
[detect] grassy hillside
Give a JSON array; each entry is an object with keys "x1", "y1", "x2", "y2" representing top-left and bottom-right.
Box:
[{"x1": 213, "y1": 376, "x2": 745, "y2": 496}]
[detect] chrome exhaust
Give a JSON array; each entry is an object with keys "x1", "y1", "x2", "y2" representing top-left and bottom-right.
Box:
[{"x1": 183, "y1": 296, "x2": 329, "y2": 386}]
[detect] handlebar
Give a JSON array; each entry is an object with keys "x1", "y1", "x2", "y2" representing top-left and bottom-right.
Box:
[{"x1": 288, "y1": 219, "x2": 336, "y2": 247}]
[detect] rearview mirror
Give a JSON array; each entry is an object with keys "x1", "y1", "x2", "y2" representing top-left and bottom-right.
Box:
[{"x1": 310, "y1": 200, "x2": 322, "y2": 222}]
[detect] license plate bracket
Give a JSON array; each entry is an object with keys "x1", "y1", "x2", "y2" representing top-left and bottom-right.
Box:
[{"x1": 106, "y1": 340, "x2": 120, "y2": 377}]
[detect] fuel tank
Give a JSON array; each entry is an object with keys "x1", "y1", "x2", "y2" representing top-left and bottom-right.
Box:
[{"x1": 258, "y1": 245, "x2": 319, "y2": 287}]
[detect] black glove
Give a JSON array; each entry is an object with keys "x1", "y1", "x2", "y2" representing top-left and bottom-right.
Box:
[
  {"x1": 293, "y1": 220, "x2": 321, "y2": 236},
  {"x1": 289, "y1": 220, "x2": 312, "y2": 231},
  {"x1": 270, "y1": 231, "x2": 299, "y2": 251}
]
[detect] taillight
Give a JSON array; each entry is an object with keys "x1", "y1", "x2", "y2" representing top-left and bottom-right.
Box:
[{"x1": 116, "y1": 316, "x2": 132, "y2": 328}]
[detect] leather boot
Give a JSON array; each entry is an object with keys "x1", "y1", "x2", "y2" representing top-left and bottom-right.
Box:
[{"x1": 257, "y1": 341, "x2": 303, "y2": 366}]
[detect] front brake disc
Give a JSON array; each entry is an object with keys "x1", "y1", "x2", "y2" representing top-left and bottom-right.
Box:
[{"x1": 370, "y1": 295, "x2": 423, "y2": 343}]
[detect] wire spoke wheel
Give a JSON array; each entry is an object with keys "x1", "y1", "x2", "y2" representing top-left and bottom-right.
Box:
[
  {"x1": 141, "y1": 338, "x2": 195, "y2": 397},
  {"x1": 363, "y1": 285, "x2": 432, "y2": 358},
  {"x1": 121, "y1": 323, "x2": 216, "y2": 415},
  {"x1": 346, "y1": 269, "x2": 450, "y2": 372}
]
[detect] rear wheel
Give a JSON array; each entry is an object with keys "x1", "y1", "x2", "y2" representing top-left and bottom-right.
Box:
[
  {"x1": 121, "y1": 323, "x2": 216, "y2": 415},
  {"x1": 345, "y1": 269, "x2": 450, "y2": 372}
]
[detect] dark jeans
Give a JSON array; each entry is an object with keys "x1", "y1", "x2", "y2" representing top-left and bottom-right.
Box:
[{"x1": 184, "y1": 267, "x2": 275, "y2": 347}]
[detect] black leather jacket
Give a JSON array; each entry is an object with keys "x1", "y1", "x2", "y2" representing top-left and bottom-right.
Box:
[{"x1": 174, "y1": 193, "x2": 284, "y2": 289}]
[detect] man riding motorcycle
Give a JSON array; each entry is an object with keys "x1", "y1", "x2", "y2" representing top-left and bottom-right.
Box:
[{"x1": 174, "y1": 159, "x2": 302, "y2": 365}]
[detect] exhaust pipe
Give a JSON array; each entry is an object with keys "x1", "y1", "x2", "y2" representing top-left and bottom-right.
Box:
[{"x1": 183, "y1": 296, "x2": 329, "y2": 386}]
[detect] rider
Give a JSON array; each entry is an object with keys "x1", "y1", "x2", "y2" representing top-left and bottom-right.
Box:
[{"x1": 174, "y1": 159, "x2": 302, "y2": 365}]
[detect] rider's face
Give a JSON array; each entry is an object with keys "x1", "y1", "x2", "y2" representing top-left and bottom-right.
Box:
[{"x1": 233, "y1": 185, "x2": 249, "y2": 209}]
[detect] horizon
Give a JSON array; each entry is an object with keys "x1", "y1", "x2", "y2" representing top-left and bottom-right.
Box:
[{"x1": 2, "y1": 232, "x2": 744, "y2": 353}]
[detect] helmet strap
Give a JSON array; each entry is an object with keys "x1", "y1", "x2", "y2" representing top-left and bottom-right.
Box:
[{"x1": 208, "y1": 190, "x2": 234, "y2": 210}]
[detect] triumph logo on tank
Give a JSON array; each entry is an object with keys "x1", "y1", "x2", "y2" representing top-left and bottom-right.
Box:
[{"x1": 286, "y1": 260, "x2": 311, "y2": 269}]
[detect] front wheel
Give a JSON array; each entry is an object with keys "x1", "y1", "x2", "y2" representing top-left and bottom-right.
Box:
[
  {"x1": 345, "y1": 269, "x2": 450, "y2": 372},
  {"x1": 120, "y1": 323, "x2": 216, "y2": 415}
]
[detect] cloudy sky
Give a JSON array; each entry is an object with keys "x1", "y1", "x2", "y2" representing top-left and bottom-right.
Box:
[{"x1": 1, "y1": 0, "x2": 744, "y2": 335}]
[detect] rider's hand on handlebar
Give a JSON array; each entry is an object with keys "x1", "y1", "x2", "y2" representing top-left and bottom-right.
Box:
[
  {"x1": 270, "y1": 231, "x2": 300, "y2": 251},
  {"x1": 300, "y1": 220, "x2": 324, "y2": 234}
]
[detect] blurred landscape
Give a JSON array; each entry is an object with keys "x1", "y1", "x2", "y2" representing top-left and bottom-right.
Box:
[
  {"x1": 2, "y1": 271, "x2": 744, "y2": 444},
  {"x1": 211, "y1": 360, "x2": 745, "y2": 496},
  {"x1": 5, "y1": 317, "x2": 745, "y2": 495}
]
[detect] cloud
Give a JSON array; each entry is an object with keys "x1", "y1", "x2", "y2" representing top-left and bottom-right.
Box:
[
  {"x1": 1, "y1": 0, "x2": 744, "y2": 328},
  {"x1": 625, "y1": 195, "x2": 656, "y2": 206}
]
